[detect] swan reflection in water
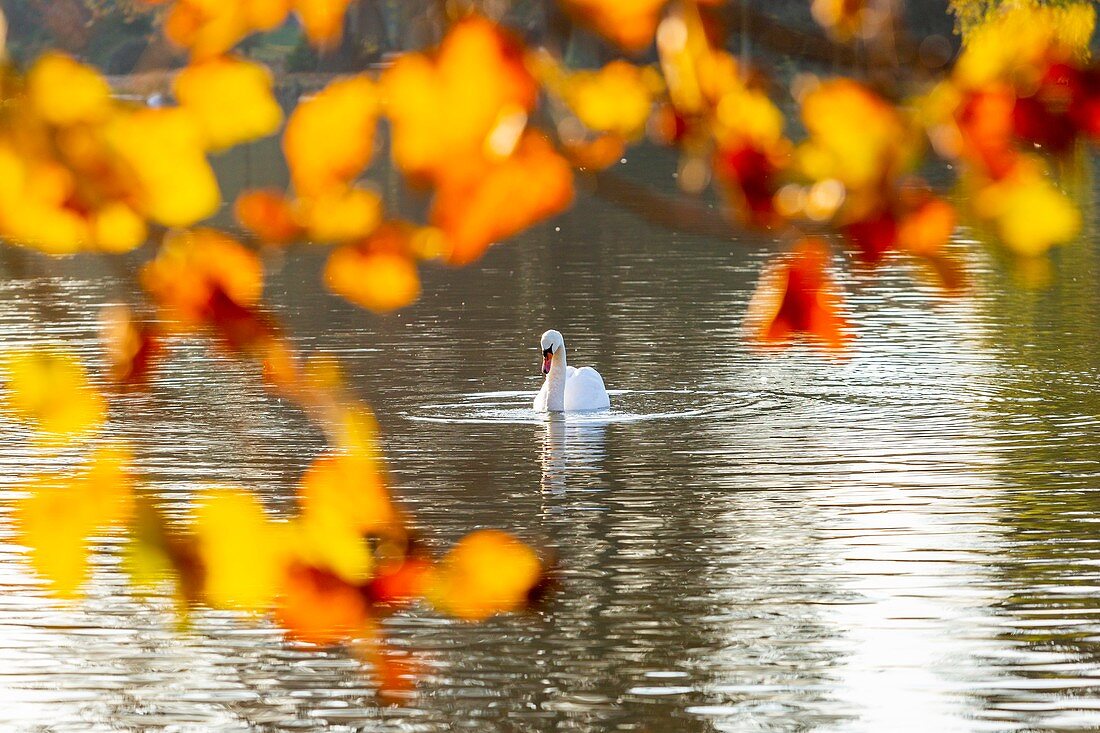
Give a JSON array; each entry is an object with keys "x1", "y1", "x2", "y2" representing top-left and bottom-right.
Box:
[{"x1": 538, "y1": 412, "x2": 608, "y2": 497}]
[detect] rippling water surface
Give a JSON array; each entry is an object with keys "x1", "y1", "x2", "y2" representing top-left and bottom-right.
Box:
[{"x1": 1, "y1": 145, "x2": 1099, "y2": 732}]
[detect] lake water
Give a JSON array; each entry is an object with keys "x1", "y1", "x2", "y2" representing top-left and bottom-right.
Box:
[{"x1": 0, "y1": 139, "x2": 1099, "y2": 732}]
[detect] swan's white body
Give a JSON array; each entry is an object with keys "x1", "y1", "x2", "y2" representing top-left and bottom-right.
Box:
[{"x1": 533, "y1": 330, "x2": 610, "y2": 412}]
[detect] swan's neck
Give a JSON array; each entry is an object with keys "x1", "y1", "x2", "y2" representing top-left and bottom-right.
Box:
[{"x1": 545, "y1": 345, "x2": 567, "y2": 411}]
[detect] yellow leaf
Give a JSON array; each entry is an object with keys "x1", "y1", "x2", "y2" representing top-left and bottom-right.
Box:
[
  {"x1": 109, "y1": 108, "x2": 220, "y2": 227},
  {"x1": 284, "y1": 75, "x2": 377, "y2": 197},
  {"x1": 294, "y1": 449, "x2": 397, "y2": 582},
  {"x1": 0, "y1": 347, "x2": 105, "y2": 444},
  {"x1": 82, "y1": 445, "x2": 135, "y2": 528},
  {"x1": 13, "y1": 446, "x2": 134, "y2": 598},
  {"x1": 175, "y1": 55, "x2": 283, "y2": 151},
  {"x1": 566, "y1": 60, "x2": 657, "y2": 140},
  {"x1": 798, "y1": 79, "x2": 913, "y2": 192},
  {"x1": 14, "y1": 478, "x2": 91, "y2": 598},
  {"x1": 91, "y1": 203, "x2": 147, "y2": 253},
  {"x1": 298, "y1": 186, "x2": 382, "y2": 242},
  {"x1": 194, "y1": 487, "x2": 285, "y2": 612},
  {"x1": 28, "y1": 53, "x2": 111, "y2": 127},
  {"x1": 974, "y1": 164, "x2": 1081, "y2": 257}
]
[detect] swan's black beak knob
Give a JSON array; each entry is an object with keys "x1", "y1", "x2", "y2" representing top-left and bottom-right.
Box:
[{"x1": 541, "y1": 347, "x2": 552, "y2": 375}]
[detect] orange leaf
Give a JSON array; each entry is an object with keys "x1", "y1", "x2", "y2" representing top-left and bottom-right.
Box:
[
  {"x1": 164, "y1": 0, "x2": 291, "y2": 60},
  {"x1": 234, "y1": 189, "x2": 302, "y2": 244},
  {"x1": 324, "y1": 225, "x2": 420, "y2": 312},
  {"x1": 562, "y1": 0, "x2": 668, "y2": 52},
  {"x1": 382, "y1": 16, "x2": 537, "y2": 184},
  {"x1": 430, "y1": 530, "x2": 543, "y2": 621},
  {"x1": 293, "y1": 0, "x2": 352, "y2": 47},
  {"x1": 746, "y1": 238, "x2": 851, "y2": 351},
  {"x1": 140, "y1": 228, "x2": 263, "y2": 328},
  {"x1": 431, "y1": 132, "x2": 573, "y2": 265},
  {"x1": 101, "y1": 306, "x2": 162, "y2": 390},
  {"x1": 898, "y1": 197, "x2": 956, "y2": 256},
  {"x1": 275, "y1": 563, "x2": 370, "y2": 645}
]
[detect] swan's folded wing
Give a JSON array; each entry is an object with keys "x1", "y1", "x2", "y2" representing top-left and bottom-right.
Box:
[{"x1": 564, "y1": 367, "x2": 610, "y2": 411}]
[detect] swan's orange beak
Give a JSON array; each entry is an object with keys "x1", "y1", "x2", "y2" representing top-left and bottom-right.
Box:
[{"x1": 541, "y1": 349, "x2": 552, "y2": 375}]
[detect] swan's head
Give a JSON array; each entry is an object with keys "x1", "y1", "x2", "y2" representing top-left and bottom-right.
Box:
[{"x1": 539, "y1": 329, "x2": 564, "y2": 375}]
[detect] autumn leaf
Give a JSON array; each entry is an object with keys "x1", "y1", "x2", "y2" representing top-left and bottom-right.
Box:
[
  {"x1": 811, "y1": 0, "x2": 869, "y2": 41},
  {"x1": 431, "y1": 131, "x2": 574, "y2": 265},
  {"x1": 973, "y1": 161, "x2": 1081, "y2": 257},
  {"x1": 27, "y1": 53, "x2": 111, "y2": 127},
  {"x1": 363, "y1": 555, "x2": 431, "y2": 606},
  {"x1": 563, "y1": 60, "x2": 659, "y2": 140},
  {"x1": 140, "y1": 228, "x2": 263, "y2": 328},
  {"x1": 798, "y1": 79, "x2": 915, "y2": 193},
  {"x1": 283, "y1": 75, "x2": 377, "y2": 198},
  {"x1": 561, "y1": 0, "x2": 668, "y2": 53},
  {"x1": 90, "y1": 203, "x2": 148, "y2": 254},
  {"x1": 382, "y1": 16, "x2": 537, "y2": 185},
  {"x1": 714, "y1": 143, "x2": 785, "y2": 226},
  {"x1": 324, "y1": 223, "x2": 421, "y2": 312},
  {"x1": 842, "y1": 208, "x2": 898, "y2": 264},
  {"x1": 897, "y1": 196, "x2": 956, "y2": 257},
  {"x1": 293, "y1": 0, "x2": 353, "y2": 48},
  {"x1": 125, "y1": 496, "x2": 204, "y2": 620},
  {"x1": 108, "y1": 108, "x2": 220, "y2": 227},
  {"x1": 297, "y1": 186, "x2": 382, "y2": 243},
  {"x1": 296, "y1": 450, "x2": 398, "y2": 582},
  {"x1": 175, "y1": 55, "x2": 283, "y2": 151},
  {"x1": 745, "y1": 238, "x2": 851, "y2": 351},
  {"x1": 193, "y1": 487, "x2": 286, "y2": 612},
  {"x1": 0, "y1": 346, "x2": 105, "y2": 444},
  {"x1": 234, "y1": 189, "x2": 302, "y2": 245},
  {"x1": 161, "y1": 0, "x2": 291, "y2": 60},
  {"x1": 14, "y1": 477, "x2": 91, "y2": 598},
  {"x1": 429, "y1": 530, "x2": 543, "y2": 621},
  {"x1": 13, "y1": 446, "x2": 134, "y2": 598},
  {"x1": 100, "y1": 306, "x2": 162, "y2": 390},
  {"x1": 81, "y1": 445, "x2": 135, "y2": 528},
  {"x1": 275, "y1": 563, "x2": 370, "y2": 645}
]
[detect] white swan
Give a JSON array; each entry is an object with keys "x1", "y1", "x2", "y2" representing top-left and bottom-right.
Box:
[{"x1": 533, "y1": 330, "x2": 610, "y2": 412}]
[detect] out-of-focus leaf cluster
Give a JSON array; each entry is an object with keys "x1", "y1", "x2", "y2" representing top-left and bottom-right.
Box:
[{"x1": 1, "y1": 339, "x2": 549, "y2": 696}]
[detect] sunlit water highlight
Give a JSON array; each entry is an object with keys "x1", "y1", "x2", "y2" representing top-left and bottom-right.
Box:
[{"x1": 0, "y1": 144, "x2": 1098, "y2": 731}]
